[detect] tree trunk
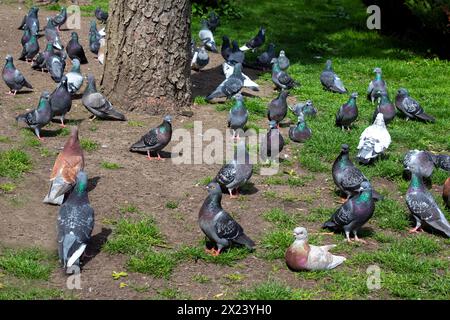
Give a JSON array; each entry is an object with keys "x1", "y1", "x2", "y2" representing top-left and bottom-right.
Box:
[{"x1": 101, "y1": 0, "x2": 192, "y2": 115}]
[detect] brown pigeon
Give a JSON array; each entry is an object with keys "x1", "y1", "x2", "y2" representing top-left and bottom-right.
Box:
[{"x1": 444, "y1": 177, "x2": 450, "y2": 209}]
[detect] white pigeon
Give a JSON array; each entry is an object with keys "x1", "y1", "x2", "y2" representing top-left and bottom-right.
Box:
[
  {"x1": 191, "y1": 47, "x2": 209, "y2": 71},
  {"x1": 285, "y1": 227, "x2": 346, "y2": 271},
  {"x1": 223, "y1": 62, "x2": 259, "y2": 91},
  {"x1": 356, "y1": 113, "x2": 391, "y2": 164}
]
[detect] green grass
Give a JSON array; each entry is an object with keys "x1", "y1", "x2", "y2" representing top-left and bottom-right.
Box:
[
  {"x1": 20, "y1": 129, "x2": 41, "y2": 148},
  {"x1": 80, "y1": 138, "x2": 99, "y2": 152},
  {"x1": 0, "y1": 248, "x2": 56, "y2": 281},
  {"x1": 0, "y1": 183, "x2": 16, "y2": 193},
  {"x1": 127, "y1": 251, "x2": 177, "y2": 279},
  {"x1": 237, "y1": 281, "x2": 315, "y2": 300},
  {"x1": 0, "y1": 285, "x2": 65, "y2": 300},
  {"x1": 165, "y1": 201, "x2": 179, "y2": 209},
  {"x1": 128, "y1": 120, "x2": 145, "y2": 128},
  {"x1": 101, "y1": 161, "x2": 122, "y2": 170},
  {"x1": 0, "y1": 149, "x2": 32, "y2": 179}
]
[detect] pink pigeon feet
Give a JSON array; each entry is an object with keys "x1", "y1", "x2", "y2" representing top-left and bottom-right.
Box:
[
  {"x1": 204, "y1": 247, "x2": 221, "y2": 257},
  {"x1": 6, "y1": 90, "x2": 17, "y2": 96},
  {"x1": 228, "y1": 188, "x2": 240, "y2": 199},
  {"x1": 408, "y1": 226, "x2": 423, "y2": 234}
]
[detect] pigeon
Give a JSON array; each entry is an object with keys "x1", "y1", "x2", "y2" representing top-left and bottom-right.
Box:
[
  {"x1": 336, "y1": 92, "x2": 358, "y2": 130},
  {"x1": 97, "y1": 38, "x2": 106, "y2": 65},
  {"x1": 285, "y1": 227, "x2": 346, "y2": 271},
  {"x1": 214, "y1": 140, "x2": 253, "y2": 198},
  {"x1": 199, "y1": 20, "x2": 218, "y2": 53},
  {"x1": 406, "y1": 172, "x2": 450, "y2": 237},
  {"x1": 403, "y1": 150, "x2": 435, "y2": 178},
  {"x1": 395, "y1": 88, "x2": 435, "y2": 123},
  {"x1": 66, "y1": 32, "x2": 88, "y2": 64},
  {"x1": 221, "y1": 36, "x2": 232, "y2": 61},
  {"x1": 260, "y1": 120, "x2": 285, "y2": 161},
  {"x1": 19, "y1": 34, "x2": 39, "y2": 63},
  {"x1": 191, "y1": 46, "x2": 209, "y2": 71},
  {"x1": 45, "y1": 18, "x2": 64, "y2": 50},
  {"x1": 44, "y1": 126, "x2": 84, "y2": 206},
  {"x1": 198, "y1": 181, "x2": 255, "y2": 256},
  {"x1": 2, "y1": 55, "x2": 33, "y2": 95},
  {"x1": 65, "y1": 59, "x2": 84, "y2": 95},
  {"x1": 430, "y1": 154, "x2": 450, "y2": 172},
  {"x1": 206, "y1": 63, "x2": 244, "y2": 101},
  {"x1": 356, "y1": 113, "x2": 391, "y2": 164},
  {"x1": 21, "y1": 27, "x2": 31, "y2": 46},
  {"x1": 16, "y1": 91, "x2": 52, "y2": 140},
  {"x1": 57, "y1": 171, "x2": 94, "y2": 273},
  {"x1": 89, "y1": 21, "x2": 102, "y2": 54},
  {"x1": 82, "y1": 74, "x2": 126, "y2": 121},
  {"x1": 240, "y1": 27, "x2": 265, "y2": 52},
  {"x1": 289, "y1": 100, "x2": 317, "y2": 118},
  {"x1": 320, "y1": 60, "x2": 347, "y2": 94},
  {"x1": 289, "y1": 113, "x2": 312, "y2": 143},
  {"x1": 222, "y1": 62, "x2": 259, "y2": 91},
  {"x1": 46, "y1": 49, "x2": 66, "y2": 83},
  {"x1": 323, "y1": 181, "x2": 375, "y2": 243},
  {"x1": 271, "y1": 58, "x2": 296, "y2": 90},
  {"x1": 332, "y1": 144, "x2": 383, "y2": 201},
  {"x1": 255, "y1": 43, "x2": 276, "y2": 70},
  {"x1": 277, "y1": 50, "x2": 290, "y2": 71},
  {"x1": 95, "y1": 7, "x2": 108, "y2": 24},
  {"x1": 443, "y1": 178, "x2": 450, "y2": 209},
  {"x1": 32, "y1": 42, "x2": 64, "y2": 72},
  {"x1": 227, "y1": 93, "x2": 248, "y2": 140},
  {"x1": 372, "y1": 91, "x2": 395, "y2": 124},
  {"x1": 206, "y1": 11, "x2": 220, "y2": 32},
  {"x1": 51, "y1": 7, "x2": 67, "y2": 31},
  {"x1": 367, "y1": 67, "x2": 388, "y2": 104},
  {"x1": 18, "y1": 7, "x2": 39, "y2": 36},
  {"x1": 50, "y1": 76, "x2": 72, "y2": 127},
  {"x1": 130, "y1": 115, "x2": 173, "y2": 160},
  {"x1": 268, "y1": 90, "x2": 289, "y2": 126},
  {"x1": 227, "y1": 40, "x2": 245, "y2": 65}
]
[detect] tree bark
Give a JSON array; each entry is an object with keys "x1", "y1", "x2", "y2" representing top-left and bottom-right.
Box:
[{"x1": 101, "y1": 0, "x2": 192, "y2": 115}]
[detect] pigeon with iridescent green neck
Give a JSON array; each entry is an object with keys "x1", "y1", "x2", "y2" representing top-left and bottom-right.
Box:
[
  {"x1": 32, "y1": 43, "x2": 54, "y2": 71},
  {"x1": 65, "y1": 59, "x2": 84, "y2": 94},
  {"x1": 395, "y1": 88, "x2": 435, "y2": 123},
  {"x1": 16, "y1": 91, "x2": 52, "y2": 140},
  {"x1": 227, "y1": 93, "x2": 248, "y2": 140},
  {"x1": 19, "y1": 34, "x2": 39, "y2": 63},
  {"x1": 372, "y1": 90, "x2": 395, "y2": 124},
  {"x1": 51, "y1": 7, "x2": 67, "y2": 32},
  {"x1": 289, "y1": 113, "x2": 312, "y2": 143},
  {"x1": 406, "y1": 172, "x2": 450, "y2": 237},
  {"x1": 268, "y1": 90, "x2": 289, "y2": 126},
  {"x1": 322, "y1": 181, "x2": 375, "y2": 243},
  {"x1": 89, "y1": 21, "x2": 102, "y2": 54},
  {"x1": 50, "y1": 76, "x2": 72, "y2": 127},
  {"x1": 206, "y1": 63, "x2": 244, "y2": 101},
  {"x1": 320, "y1": 60, "x2": 347, "y2": 93},
  {"x1": 21, "y1": 28, "x2": 31, "y2": 46},
  {"x1": 67, "y1": 32, "x2": 88, "y2": 64},
  {"x1": 2, "y1": 55, "x2": 33, "y2": 95},
  {"x1": 367, "y1": 67, "x2": 388, "y2": 104},
  {"x1": 290, "y1": 100, "x2": 317, "y2": 117},
  {"x1": 18, "y1": 7, "x2": 39, "y2": 36},
  {"x1": 58, "y1": 171, "x2": 94, "y2": 273},
  {"x1": 336, "y1": 92, "x2": 358, "y2": 130},
  {"x1": 271, "y1": 58, "x2": 296, "y2": 90}
]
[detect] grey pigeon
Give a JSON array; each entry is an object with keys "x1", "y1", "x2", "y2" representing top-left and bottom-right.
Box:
[
  {"x1": 367, "y1": 67, "x2": 388, "y2": 104},
  {"x1": 19, "y1": 33, "x2": 39, "y2": 63},
  {"x1": 289, "y1": 113, "x2": 312, "y2": 143},
  {"x1": 50, "y1": 76, "x2": 72, "y2": 127},
  {"x1": 214, "y1": 140, "x2": 253, "y2": 198},
  {"x1": 395, "y1": 88, "x2": 435, "y2": 123},
  {"x1": 222, "y1": 62, "x2": 259, "y2": 91},
  {"x1": 206, "y1": 63, "x2": 244, "y2": 101},
  {"x1": 51, "y1": 7, "x2": 67, "y2": 31},
  {"x1": 255, "y1": 43, "x2": 276, "y2": 70},
  {"x1": 21, "y1": 28, "x2": 31, "y2": 47},
  {"x1": 260, "y1": 120, "x2": 285, "y2": 161},
  {"x1": 403, "y1": 150, "x2": 435, "y2": 178},
  {"x1": 199, "y1": 20, "x2": 218, "y2": 53},
  {"x1": 46, "y1": 50, "x2": 66, "y2": 83},
  {"x1": 332, "y1": 144, "x2": 383, "y2": 201},
  {"x1": 198, "y1": 181, "x2": 255, "y2": 256},
  {"x1": 45, "y1": 18, "x2": 64, "y2": 50},
  {"x1": 277, "y1": 50, "x2": 290, "y2": 71},
  {"x1": 240, "y1": 27, "x2": 265, "y2": 52},
  {"x1": 320, "y1": 60, "x2": 347, "y2": 93},
  {"x1": 268, "y1": 90, "x2": 289, "y2": 126},
  {"x1": 82, "y1": 74, "x2": 127, "y2": 121},
  {"x1": 372, "y1": 91, "x2": 395, "y2": 124},
  {"x1": 323, "y1": 181, "x2": 375, "y2": 243},
  {"x1": 95, "y1": 7, "x2": 108, "y2": 24},
  {"x1": 430, "y1": 154, "x2": 450, "y2": 172},
  {"x1": 32, "y1": 42, "x2": 56, "y2": 72},
  {"x1": 221, "y1": 35, "x2": 232, "y2": 61},
  {"x1": 2, "y1": 55, "x2": 33, "y2": 95},
  {"x1": 207, "y1": 11, "x2": 220, "y2": 32},
  {"x1": 356, "y1": 113, "x2": 391, "y2": 164},
  {"x1": 18, "y1": 7, "x2": 39, "y2": 36},
  {"x1": 336, "y1": 92, "x2": 358, "y2": 130},
  {"x1": 65, "y1": 59, "x2": 84, "y2": 95},
  {"x1": 271, "y1": 58, "x2": 296, "y2": 90},
  {"x1": 289, "y1": 100, "x2": 317, "y2": 117},
  {"x1": 130, "y1": 115, "x2": 173, "y2": 160},
  {"x1": 227, "y1": 40, "x2": 245, "y2": 65},
  {"x1": 89, "y1": 21, "x2": 102, "y2": 54},
  {"x1": 227, "y1": 93, "x2": 248, "y2": 140},
  {"x1": 57, "y1": 171, "x2": 94, "y2": 273},
  {"x1": 406, "y1": 172, "x2": 450, "y2": 237},
  {"x1": 67, "y1": 32, "x2": 88, "y2": 64},
  {"x1": 285, "y1": 227, "x2": 346, "y2": 271},
  {"x1": 191, "y1": 46, "x2": 209, "y2": 71},
  {"x1": 16, "y1": 91, "x2": 52, "y2": 140}
]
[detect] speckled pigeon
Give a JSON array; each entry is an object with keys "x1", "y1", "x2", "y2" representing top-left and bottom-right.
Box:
[
  {"x1": 227, "y1": 40, "x2": 245, "y2": 65},
  {"x1": 372, "y1": 91, "x2": 395, "y2": 124},
  {"x1": 51, "y1": 7, "x2": 67, "y2": 31},
  {"x1": 66, "y1": 32, "x2": 88, "y2": 64},
  {"x1": 271, "y1": 58, "x2": 296, "y2": 90},
  {"x1": 285, "y1": 227, "x2": 346, "y2": 271},
  {"x1": 221, "y1": 36, "x2": 232, "y2": 61},
  {"x1": 268, "y1": 90, "x2": 289, "y2": 126},
  {"x1": 277, "y1": 50, "x2": 290, "y2": 71},
  {"x1": 335, "y1": 92, "x2": 358, "y2": 130},
  {"x1": 223, "y1": 62, "x2": 259, "y2": 91},
  {"x1": 395, "y1": 88, "x2": 435, "y2": 123},
  {"x1": 443, "y1": 178, "x2": 450, "y2": 209},
  {"x1": 403, "y1": 150, "x2": 435, "y2": 178},
  {"x1": 214, "y1": 140, "x2": 253, "y2": 198},
  {"x1": 50, "y1": 76, "x2": 72, "y2": 127},
  {"x1": 21, "y1": 28, "x2": 31, "y2": 46},
  {"x1": 260, "y1": 120, "x2": 285, "y2": 161},
  {"x1": 18, "y1": 7, "x2": 39, "y2": 36},
  {"x1": 16, "y1": 91, "x2": 52, "y2": 140},
  {"x1": 130, "y1": 115, "x2": 173, "y2": 160},
  {"x1": 95, "y1": 7, "x2": 108, "y2": 24},
  {"x1": 240, "y1": 27, "x2": 265, "y2": 52},
  {"x1": 2, "y1": 55, "x2": 33, "y2": 95},
  {"x1": 289, "y1": 100, "x2": 317, "y2": 117},
  {"x1": 207, "y1": 11, "x2": 220, "y2": 32},
  {"x1": 430, "y1": 154, "x2": 450, "y2": 172},
  {"x1": 256, "y1": 43, "x2": 276, "y2": 70},
  {"x1": 356, "y1": 113, "x2": 391, "y2": 164},
  {"x1": 289, "y1": 113, "x2": 312, "y2": 143},
  {"x1": 199, "y1": 181, "x2": 255, "y2": 256},
  {"x1": 406, "y1": 172, "x2": 450, "y2": 237},
  {"x1": 45, "y1": 18, "x2": 64, "y2": 50},
  {"x1": 191, "y1": 46, "x2": 209, "y2": 71},
  {"x1": 199, "y1": 20, "x2": 218, "y2": 53},
  {"x1": 19, "y1": 34, "x2": 39, "y2": 63},
  {"x1": 206, "y1": 63, "x2": 244, "y2": 101},
  {"x1": 65, "y1": 59, "x2": 84, "y2": 95},
  {"x1": 320, "y1": 60, "x2": 347, "y2": 94},
  {"x1": 367, "y1": 67, "x2": 388, "y2": 104},
  {"x1": 57, "y1": 171, "x2": 94, "y2": 273},
  {"x1": 82, "y1": 74, "x2": 126, "y2": 121},
  {"x1": 46, "y1": 50, "x2": 66, "y2": 83},
  {"x1": 323, "y1": 181, "x2": 375, "y2": 243},
  {"x1": 227, "y1": 93, "x2": 248, "y2": 140}
]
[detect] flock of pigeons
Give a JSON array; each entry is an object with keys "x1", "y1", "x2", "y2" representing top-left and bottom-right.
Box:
[{"x1": 1, "y1": 7, "x2": 450, "y2": 274}]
